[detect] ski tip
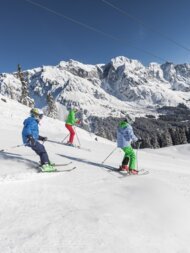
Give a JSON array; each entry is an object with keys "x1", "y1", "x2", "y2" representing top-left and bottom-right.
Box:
[{"x1": 52, "y1": 166, "x2": 77, "y2": 172}]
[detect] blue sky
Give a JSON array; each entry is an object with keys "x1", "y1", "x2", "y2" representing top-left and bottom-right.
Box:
[{"x1": 1, "y1": 0, "x2": 190, "y2": 72}]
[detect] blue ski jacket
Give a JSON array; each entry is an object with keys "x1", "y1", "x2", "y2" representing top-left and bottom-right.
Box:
[
  {"x1": 117, "y1": 124, "x2": 138, "y2": 148},
  {"x1": 22, "y1": 117, "x2": 39, "y2": 144}
]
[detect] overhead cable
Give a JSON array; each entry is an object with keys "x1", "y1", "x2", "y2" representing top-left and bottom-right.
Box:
[
  {"x1": 25, "y1": 0, "x2": 167, "y2": 62},
  {"x1": 102, "y1": 0, "x2": 190, "y2": 53}
]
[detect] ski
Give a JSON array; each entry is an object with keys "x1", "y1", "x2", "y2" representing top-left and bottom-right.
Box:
[
  {"x1": 57, "y1": 166, "x2": 76, "y2": 172},
  {"x1": 119, "y1": 169, "x2": 149, "y2": 176},
  {"x1": 36, "y1": 161, "x2": 74, "y2": 173},
  {"x1": 47, "y1": 140, "x2": 91, "y2": 152},
  {"x1": 72, "y1": 145, "x2": 91, "y2": 152},
  {"x1": 62, "y1": 142, "x2": 91, "y2": 152},
  {"x1": 36, "y1": 161, "x2": 72, "y2": 168},
  {"x1": 103, "y1": 165, "x2": 149, "y2": 176},
  {"x1": 52, "y1": 162, "x2": 72, "y2": 167},
  {"x1": 38, "y1": 166, "x2": 76, "y2": 173}
]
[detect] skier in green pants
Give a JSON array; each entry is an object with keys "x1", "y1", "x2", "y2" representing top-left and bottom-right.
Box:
[{"x1": 117, "y1": 119, "x2": 139, "y2": 174}]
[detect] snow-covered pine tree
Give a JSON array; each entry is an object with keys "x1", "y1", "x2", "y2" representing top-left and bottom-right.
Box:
[
  {"x1": 46, "y1": 92, "x2": 58, "y2": 119},
  {"x1": 17, "y1": 64, "x2": 34, "y2": 107}
]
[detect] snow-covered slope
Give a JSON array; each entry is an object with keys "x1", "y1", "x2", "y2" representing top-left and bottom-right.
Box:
[
  {"x1": 1, "y1": 56, "x2": 190, "y2": 121},
  {"x1": 1, "y1": 95, "x2": 190, "y2": 253}
]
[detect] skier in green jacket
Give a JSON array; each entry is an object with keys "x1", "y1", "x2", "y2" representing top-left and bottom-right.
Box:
[{"x1": 65, "y1": 108, "x2": 80, "y2": 146}]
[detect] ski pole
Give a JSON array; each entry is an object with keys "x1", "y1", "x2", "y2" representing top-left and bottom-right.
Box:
[
  {"x1": 136, "y1": 141, "x2": 141, "y2": 170},
  {"x1": 0, "y1": 144, "x2": 25, "y2": 153},
  {"x1": 74, "y1": 127, "x2": 81, "y2": 147},
  {"x1": 61, "y1": 134, "x2": 70, "y2": 143},
  {"x1": 102, "y1": 147, "x2": 117, "y2": 164}
]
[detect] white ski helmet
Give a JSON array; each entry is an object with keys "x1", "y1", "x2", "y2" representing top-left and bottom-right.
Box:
[{"x1": 71, "y1": 106, "x2": 79, "y2": 112}]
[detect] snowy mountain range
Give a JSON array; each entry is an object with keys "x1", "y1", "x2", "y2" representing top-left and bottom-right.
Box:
[
  {"x1": 1, "y1": 56, "x2": 190, "y2": 146},
  {"x1": 1, "y1": 56, "x2": 190, "y2": 119}
]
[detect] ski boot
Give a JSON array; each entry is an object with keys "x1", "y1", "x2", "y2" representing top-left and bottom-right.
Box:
[
  {"x1": 129, "y1": 169, "x2": 138, "y2": 175},
  {"x1": 49, "y1": 161, "x2": 56, "y2": 167},
  {"x1": 66, "y1": 142, "x2": 74, "y2": 147},
  {"x1": 119, "y1": 165, "x2": 129, "y2": 172},
  {"x1": 41, "y1": 163, "x2": 57, "y2": 172}
]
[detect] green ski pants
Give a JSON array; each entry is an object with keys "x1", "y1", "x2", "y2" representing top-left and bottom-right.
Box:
[{"x1": 122, "y1": 145, "x2": 136, "y2": 170}]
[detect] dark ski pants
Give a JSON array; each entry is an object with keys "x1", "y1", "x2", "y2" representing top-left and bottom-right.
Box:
[
  {"x1": 29, "y1": 141, "x2": 50, "y2": 165},
  {"x1": 122, "y1": 156, "x2": 129, "y2": 166}
]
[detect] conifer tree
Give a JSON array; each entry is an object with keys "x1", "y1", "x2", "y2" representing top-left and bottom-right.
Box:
[
  {"x1": 46, "y1": 92, "x2": 58, "y2": 119},
  {"x1": 17, "y1": 64, "x2": 34, "y2": 107}
]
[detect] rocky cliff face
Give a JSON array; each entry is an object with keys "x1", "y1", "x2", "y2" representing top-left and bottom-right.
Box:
[{"x1": 161, "y1": 62, "x2": 190, "y2": 92}]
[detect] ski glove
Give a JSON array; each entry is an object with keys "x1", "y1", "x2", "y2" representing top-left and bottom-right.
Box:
[
  {"x1": 39, "y1": 136, "x2": 48, "y2": 142},
  {"x1": 27, "y1": 135, "x2": 36, "y2": 146}
]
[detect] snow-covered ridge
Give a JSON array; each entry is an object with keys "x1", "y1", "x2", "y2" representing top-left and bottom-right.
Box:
[{"x1": 0, "y1": 56, "x2": 190, "y2": 120}]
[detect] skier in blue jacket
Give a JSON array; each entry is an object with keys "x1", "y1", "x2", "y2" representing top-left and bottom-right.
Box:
[
  {"x1": 22, "y1": 108, "x2": 56, "y2": 172},
  {"x1": 117, "y1": 119, "x2": 139, "y2": 174}
]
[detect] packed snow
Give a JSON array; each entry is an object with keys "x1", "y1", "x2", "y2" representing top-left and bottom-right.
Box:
[{"x1": 1, "y1": 95, "x2": 190, "y2": 253}]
